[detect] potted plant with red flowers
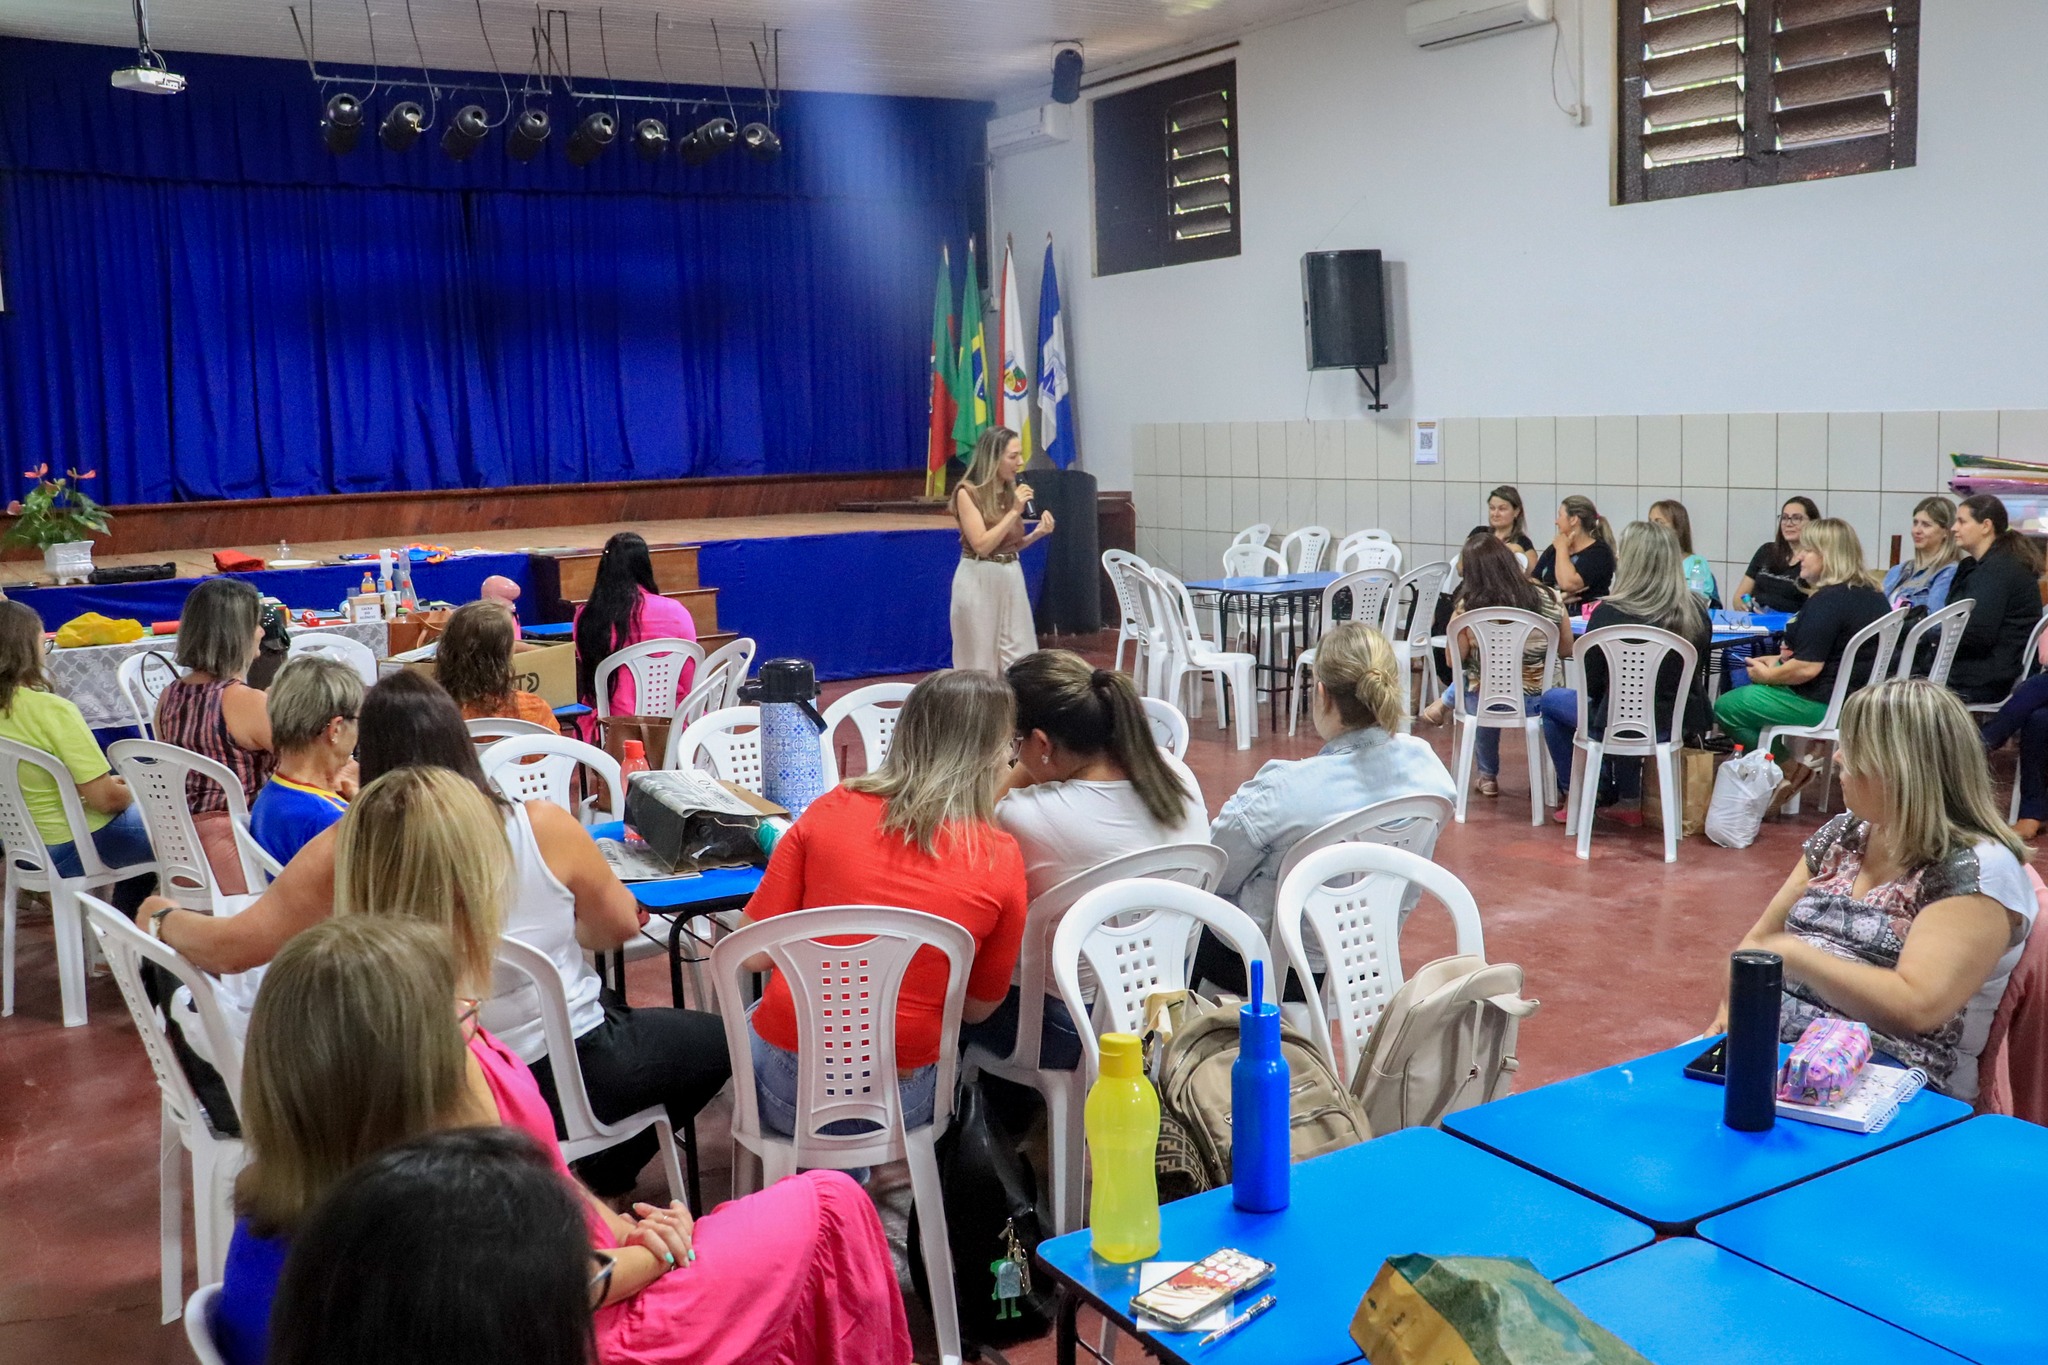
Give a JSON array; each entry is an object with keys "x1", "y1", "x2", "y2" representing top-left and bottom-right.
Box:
[{"x1": 2, "y1": 464, "x2": 112, "y2": 584}]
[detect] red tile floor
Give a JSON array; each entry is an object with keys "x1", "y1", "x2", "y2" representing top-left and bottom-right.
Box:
[{"x1": 0, "y1": 634, "x2": 1856, "y2": 1362}]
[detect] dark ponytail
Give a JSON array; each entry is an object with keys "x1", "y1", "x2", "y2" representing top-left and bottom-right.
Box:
[
  {"x1": 1961, "y1": 494, "x2": 2045, "y2": 575},
  {"x1": 1006, "y1": 651, "x2": 1192, "y2": 828}
]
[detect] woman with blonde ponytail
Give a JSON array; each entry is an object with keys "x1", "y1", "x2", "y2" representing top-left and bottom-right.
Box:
[{"x1": 1534, "y1": 495, "x2": 1618, "y2": 607}]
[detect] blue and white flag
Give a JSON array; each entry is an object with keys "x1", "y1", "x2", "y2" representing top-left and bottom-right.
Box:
[{"x1": 1035, "y1": 238, "x2": 1075, "y2": 469}]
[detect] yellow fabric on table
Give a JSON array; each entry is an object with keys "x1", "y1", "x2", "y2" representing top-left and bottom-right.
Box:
[
  {"x1": 0, "y1": 687, "x2": 115, "y2": 845},
  {"x1": 53, "y1": 613, "x2": 145, "y2": 648}
]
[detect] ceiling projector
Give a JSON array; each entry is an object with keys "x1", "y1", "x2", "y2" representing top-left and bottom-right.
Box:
[{"x1": 112, "y1": 66, "x2": 186, "y2": 94}]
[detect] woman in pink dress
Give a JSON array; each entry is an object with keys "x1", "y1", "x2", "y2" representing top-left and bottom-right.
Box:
[{"x1": 574, "y1": 532, "x2": 699, "y2": 717}]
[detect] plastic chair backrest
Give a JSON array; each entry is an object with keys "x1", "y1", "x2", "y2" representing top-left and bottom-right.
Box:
[
  {"x1": 1281, "y1": 526, "x2": 1332, "y2": 574},
  {"x1": 1321, "y1": 568, "x2": 1400, "y2": 638},
  {"x1": 711, "y1": 907, "x2": 973, "y2": 1166},
  {"x1": 496, "y1": 936, "x2": 615, "y2": 1143},
  {"x1": 1102, "y1": 550, "x2": 1155, "y2": 636},
  {"x1": 0, "y1": 737, "x2": 108, "y2": 888},
  {"x1": 480, "y1": 734, "x2": 623, "y2": 820},
  {"x1": 1336, "y1": 539, "x2": 1403, "y2": 573},
  {"x1": 184, "y1": 1283, "x2": 228, "y2": 1365},
  {"x1": 698, "y1": 636, "x2": 759, "y2": 709},
  {"x1": 593, "y1": 638, "x2": 706, "y2": 723},
  {"x1": 667, "y1": 705, "x2": 765, "y2": 792},
  {"x1": 1151, "y1": 570, "x2": 1214, "y2": 656},
  {"x1": 672, "y1": 672, "x2": 732, "y2": 733},
  {"x1": 1570, "y1": 624, "x2": 1698, "y2": 753},
  {"x1": 117, "y1": 650, "x2": 183, "y2": 739},
  {"x1": 1895, "y1": 598, "x2": 1974, "y2": 685},
  {"x1": 287, "y1": 633, "x2": 379, "y2": 686},
  {"x1": 465, "y1": 716, "x2": 556, "y2": 743},
  {"x1": 1391, "y1": 561, "x2": 1452, "y2": 644},
  {"x1": 1050, "y1": 878, "x2": 1271, "y2": 1077},
  {"x1": 1275, "y1": 844, "x2": 1485, "y2": 1087},
  {"x1": 821, "y1": 683, "x2": 916, "y2": 782},
  {"x1": 1004, "y1": 844, "x2": 1227, "y2": 1072},
  {"x1": 231, "y1": 816, "x2": 283, "y2": 890},
  {"x1": 1140, "y1": 696, "x2": 1190, "y2": 758},
  {"x1": 1276, "y1": 793, "x2": 1454, "y2": 888},
  {"x1": 1230, "y1": 524, "x2": 1272, "y2": 548},
  {"x1": 1222, "y1": 543, "x2": 1286, "y2": 578},
  {"x1": 1815, "y1": 605, "x2": 1908, "y2": 727},
  {"x1": 110, "y1": 739, "x2": 260, "y2": 912},
  {"x1": 1445, "y1": 608, "x2": 1560, "y2": 722}
]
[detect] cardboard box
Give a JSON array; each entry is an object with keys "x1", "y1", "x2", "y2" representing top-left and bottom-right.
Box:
[{"x1": 407, "y1": 641, "x2": 578, "y2": 708}]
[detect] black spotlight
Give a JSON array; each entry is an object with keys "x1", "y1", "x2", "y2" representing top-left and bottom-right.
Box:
[
  {"x1": 378, "y1": 100, "x2": 424, "y2": 152},
  {"x1": 632, "y1": 117, "x2": 670, "y2": 161},
  {"x1": 677, "y1": 125, "x2": 711, "y2": 166},
  {"x1": 566, "y1": 111, "x2": 617, "y2": 167},
  {"x1": 506, "y1": 107, "x2": 551, "y2": 162},
  {"x1": 440, "y1": 104, "x2": 489, "y2": 161},
  {"x1": 1051, "y1": 44, "x2": 1083, "y2": 104},
  {"x1": 741, "y1": 122, "x2": 780, "y2": 163},
  {"x1": 321, "y1": 92, "x2": 364, "y2": 154}
]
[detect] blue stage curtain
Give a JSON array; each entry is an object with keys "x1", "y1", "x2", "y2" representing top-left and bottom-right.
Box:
[{"x1": 0, "y1": 39, "x2": 985, "y2": 504}]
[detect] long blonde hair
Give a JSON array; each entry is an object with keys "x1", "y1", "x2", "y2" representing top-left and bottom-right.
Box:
[
  {"x1": 332, "y1": 767, "x2": 513, "y2": 993},
  {"x1": 1798, "y1": 518, "x2": 1884, "y2": 591},
  {"x1": 1907, "y1": 496, "x2": 1962, "y2": 574},
  {"x1": 846, "y1": 669, "x2": 1013, "y2": 856},
  {"x1": 1604, "y1": 521, "x2": 1707, "y2": 637},
  {"x1": 958, "y1": 426, "x2": 1021, "y2": 525},
  {"x1": 235, "y1": 919, "x2": 471, "y2": 1237},
  {"x1": 1839, "y1": 679, "x2": 2028, "y2": 868},
  {"x1": 1314, "y1": 622, "x2": 1406, "y2": 733}
]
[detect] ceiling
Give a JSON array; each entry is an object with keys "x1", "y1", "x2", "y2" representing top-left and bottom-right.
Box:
[{"x1": 0, "y1": 0, "x2": 1358, "y2": 100}]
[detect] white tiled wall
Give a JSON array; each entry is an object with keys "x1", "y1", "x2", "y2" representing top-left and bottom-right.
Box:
[{"x1": 1130, "y1": 411, "x2": 2039, "y2": 598}]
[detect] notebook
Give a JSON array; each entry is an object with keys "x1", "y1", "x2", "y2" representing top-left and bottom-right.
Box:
[{"x1": 1774, "y1": 1060, "x2": 1928, "y2": 1133}]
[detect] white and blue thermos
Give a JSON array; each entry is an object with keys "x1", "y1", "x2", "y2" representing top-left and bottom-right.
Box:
[{"x1": 742, "y1": 658, "x2": 828, "y2": 819}]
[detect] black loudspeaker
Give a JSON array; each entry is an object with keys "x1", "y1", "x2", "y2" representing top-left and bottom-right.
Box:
[
  {"x1": 1028, "y1": 465, "x2": 1102, "y2": 636},
  {"x1": 1051, "y1": 46, "x2": 1084, "y2": 104},
  {"x1": 1302, "y1": 250, "x2": 1388, "y2": 370}
]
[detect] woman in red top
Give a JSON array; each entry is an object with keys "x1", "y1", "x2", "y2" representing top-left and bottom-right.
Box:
[{"x1": 742, "y1": 669, "x2": 1028, "y2": 1139}]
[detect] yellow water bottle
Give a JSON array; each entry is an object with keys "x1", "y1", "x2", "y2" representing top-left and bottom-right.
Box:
[{"x1": 1085, "y1": 1032, "x2": 1160, "y2": 1263}]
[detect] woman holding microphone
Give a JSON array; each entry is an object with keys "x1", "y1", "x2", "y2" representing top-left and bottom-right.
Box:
[{"x1": 952, "y1": 426, "x2": 1056, "y2": 674}]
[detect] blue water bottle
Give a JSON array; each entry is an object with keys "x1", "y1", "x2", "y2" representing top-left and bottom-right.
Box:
[{"x1": 1232, "y1": 960, "x2": 1291, "y2": 1212}]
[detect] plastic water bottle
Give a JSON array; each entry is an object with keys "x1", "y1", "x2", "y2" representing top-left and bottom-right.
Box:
[
  {"x1": 620, "y1": 739, "x2": 649, "y2": 780},
  {"x1": 1232, "y1": 960, "x2": 1291, "y2": 1212},
  {"x1": 1084, "y1": 1032, "x2": 1160, "y2": 1263},
  {"x1": 1724, "y1": 949, "x2": 1784, "y2": 1132}
]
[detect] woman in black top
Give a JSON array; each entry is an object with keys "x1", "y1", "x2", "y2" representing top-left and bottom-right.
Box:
[
  {"x1": 1945, "y1": 494, "x2": 2045, "y2": 704},
  {"x1": 1466, "y1": 485, "x2": 1536, "y2": 574},
  {"x1": 1531, "y1": 495, "x2": 1617, "y2": 608},
  {"x1": 1735, "y1": 496, "x2": 1820, "y2": 613}
]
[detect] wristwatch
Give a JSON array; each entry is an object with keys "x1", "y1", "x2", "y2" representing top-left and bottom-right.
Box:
[{"x1": 147, "y1": 905, "x2": 179, "y2": 941}]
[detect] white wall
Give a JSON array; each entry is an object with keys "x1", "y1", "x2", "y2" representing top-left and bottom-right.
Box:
[{"x1": 992, "y1": 0, "x2": 2048, "y2": 492}]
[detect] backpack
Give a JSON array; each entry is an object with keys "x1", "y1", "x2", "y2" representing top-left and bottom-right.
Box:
[
  {"x1": 1142, "y1": 990, "x2": 1372, "y2": 1198},
  {"x1": 1349, "y1": 955, "x2": 1538, "y2": 1133}
]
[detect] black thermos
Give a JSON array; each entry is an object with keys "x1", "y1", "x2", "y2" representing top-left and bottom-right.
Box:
[{"x1": 1724, "y1": 949, "x2": 1784, "y2": 1132}]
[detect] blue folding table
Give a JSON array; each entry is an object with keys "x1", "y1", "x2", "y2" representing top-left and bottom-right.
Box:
[{"x1": 586, "y1": 821, "x2": 763, "y2": 1009}]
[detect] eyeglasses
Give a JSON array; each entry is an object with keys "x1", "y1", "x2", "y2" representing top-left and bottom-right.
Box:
[
  {"x1": 1780, "y1": 513, "x2": 1809, "y2": 524},
  {"x1": 589, "y1": 1253, "x2": 615, "y2": 1309},
  {"x1": 1007, "y1": 735, "x2": 1025, "y2": 766},
  {"x1": 457, "y1": 996, "x2": 480, "y2": 1039}
]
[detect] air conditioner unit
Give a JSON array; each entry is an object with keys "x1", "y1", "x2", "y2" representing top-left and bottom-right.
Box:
[
  {"x1": 986, "y1": 103, "x2": 1073, "y2": 158},
  {"x1": 1405, "y1": 0, "x2": 1552, "y2": 49}
]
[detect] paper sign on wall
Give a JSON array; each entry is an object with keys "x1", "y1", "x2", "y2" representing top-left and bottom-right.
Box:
[{"x1": 1413, "y1": 420, "x2": 1440, "y2": 465}]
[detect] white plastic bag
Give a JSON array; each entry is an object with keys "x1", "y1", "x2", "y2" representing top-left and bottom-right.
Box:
[{"x1": 1705, "y1": 748, "x2": 1781, "y2": 849}]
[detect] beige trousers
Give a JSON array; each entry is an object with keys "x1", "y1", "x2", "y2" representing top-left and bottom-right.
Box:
[{"x1": 949, "y1": 557, "x2": 1037, "y2": 675}]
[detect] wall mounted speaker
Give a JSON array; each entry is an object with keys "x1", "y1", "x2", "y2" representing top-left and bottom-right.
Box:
[{"x1": 1302, "y1": 249, "x2": 1388, "y2": 370}]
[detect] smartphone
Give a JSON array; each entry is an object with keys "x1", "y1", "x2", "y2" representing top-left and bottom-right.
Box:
[
  {"x1": 1129, "y1": 1249, "x2": 1276, "y2": 1331},
  {"x1": 1684, "y1": 1038, "x2": 1728, "y2": 1085}
]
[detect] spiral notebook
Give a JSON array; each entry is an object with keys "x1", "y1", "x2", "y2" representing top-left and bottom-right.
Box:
[{"x1": 1775, "y1": 1060, "x2": 1928, "y2": 1133}]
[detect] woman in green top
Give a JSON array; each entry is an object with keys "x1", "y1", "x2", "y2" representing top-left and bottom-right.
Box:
[{"x1": 0, "y1": 602, "x2": 155, "y2": 910}]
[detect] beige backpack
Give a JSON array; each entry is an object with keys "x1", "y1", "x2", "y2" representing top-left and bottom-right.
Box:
[{"x1": 1349, "y1": 955, "x2": 1539, "y2": 1133}]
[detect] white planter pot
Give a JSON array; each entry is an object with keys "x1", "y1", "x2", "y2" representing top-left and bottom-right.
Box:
[{"x1": 44, "y1": 539, "x2": 93, "y2": 585}]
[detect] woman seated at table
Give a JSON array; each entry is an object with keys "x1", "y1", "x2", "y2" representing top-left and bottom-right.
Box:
[
  {"x1": 1711, "y1": 680, "x2": 2035, "y2": 1102},
  {"x1": 438, "y1": 599, "x2": 559, "y2": 730},
  {"x1": 0, "y1": 600, "x2": 154, "y2": 913},
  {"x1": 1734, "y1": 496, "x2": 1820, "y2": 613},
  {"x1": 156, "y1": 577, "x2": 275, "y2": 895},
  {"x1": 216, "y1": 917, "x2": 906, "y2": 1365},
  {"x1": 1944, "y1": 494, "x2": 2044, "y2": 705},
  {"x1": 574, "y1": 532, "x2": 697, "y2": 720},
  {"x1": 1883, "y1": 495, "x2": 1961, "y2": 615},
  {"x1": 1531, "y1": 495, "x2": 1617, "y2": 609},
  {"x1": 1538, "y1": 521, "x2": 1710, "y2": 826},
  {"x1": 1210, "y1": 622, "x2": 1455, "y2": 989},
  {"x1": 249, "y1": 657, "x2": 361, "y2": 866},
  {"x1": 1647, "y1": 499, "x2": 1720, "y2": 607},
  {"x1": 1420, "y1": 534, "x2": 1571, "y2": 797},
  {"x1": 739, "y1": 670, "x2": 1029, "y2": 1137},
  {"x1": 1713, "y1": 518, "x2": 1889, "y2": 807}
]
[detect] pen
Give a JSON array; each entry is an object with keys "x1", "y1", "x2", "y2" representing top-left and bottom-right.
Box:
[{"x1": 1198, "y1": 1293, "x2": 1276, "y2": 1347}]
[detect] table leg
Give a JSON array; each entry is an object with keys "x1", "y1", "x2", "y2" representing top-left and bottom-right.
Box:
[
  {"x1": 668, "y1": 911, "x2": 689, "y2": 1009},
  {"x1": 1056, "y1": 1287, "x2": 1081, "y2": 1365}
]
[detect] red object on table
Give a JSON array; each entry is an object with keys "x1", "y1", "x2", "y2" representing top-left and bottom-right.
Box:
[{"x1": 212, "y1": 549, "x2": 264, "y2": 572}]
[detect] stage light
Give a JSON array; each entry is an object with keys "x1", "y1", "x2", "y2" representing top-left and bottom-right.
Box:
[
  {"x1": 633, "y1": 117, "x2": 670, "y2": 161},
  {"x1": 379, "y1": 101, "x2": 424, "y2": 152},
  {"x1": 321, "y1": 92, "x2": 364, "y2": 154},
  {"x1": 567, "y1": 111, "x2": 617, "y2": 167},
  {"x1": 440, "y1": 104, "x2": 489, "y2": 161},
  {"x1": 741, "y1": 122, "x2": 780, "y2": 163},
  {"x1": 506, "y1": 107, "x2": 551, "y2": 162},
  {"x1": 1051, "y1": 43, "x2": 1084, "y2": 105},
  {"x1": 680, "y1": 116, "x2": 736, "y2": 166}
]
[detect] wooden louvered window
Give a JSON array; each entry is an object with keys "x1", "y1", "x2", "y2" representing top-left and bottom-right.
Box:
[
  {"x1": 1094, "y1": 62, "x2": 1240, "y2": 275},
  {"x1": 1618, "y1": 0, "x2": 1918, "y2": 204}
]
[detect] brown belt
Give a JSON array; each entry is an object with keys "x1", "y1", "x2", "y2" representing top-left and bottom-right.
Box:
[{"x1": 962, "y1": 551, "x2": 1019, "y2": 564}]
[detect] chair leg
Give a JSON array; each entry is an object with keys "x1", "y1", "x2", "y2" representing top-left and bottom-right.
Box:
[
  {"x1": 1658, "y1": 747, "x2": 1680, "y2": 863},
  {"x1": 653, "y1": 1118, "x2": 691, "y2": 1209},
  {"x1": 1783, "y1": 739, "x2": 1805, "y2": 816},
  {"x1": 1524, "y1": 720, "x2": 1547, "y2": 827},
  {"x1": 1048, "y1": 1073, "x2": 1089, "y2": 1237},
  {"x1": 1564, "y1": 745, "x2": 1587, "y2": 836},
  {"x1": 1288, "y1": 659, "x2": 1306, "y2": 736},
  {"x1": 905, "y1": 1131, "x2": 964, "y2": 1365},
  {"x1": 1232, "y1": 666, "x2": 1253, "y2": 751},
  {"x1": 731, "y1": 1140, "x2": 765, "y2": 1198},
  {"x1": 1575, "y1": 743, "x2": 1602, "y2": 860},
  {"x1": 159, "y1": 1107, "x2": 183, "y2": 1324},
  {"x1": 1453, "y1": 718, "x2": 1477, "y2": 823},
  {"x1": 50, "y1": 884, "x2": 88, "y2": 1028},
  {"x1": 2, "y1": 869, "x2": 15, "y2": 1018}
]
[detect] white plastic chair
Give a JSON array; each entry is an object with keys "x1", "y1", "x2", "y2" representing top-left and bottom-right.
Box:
[
  {"x1": 666, "y1": 705, "x2": 765, "y2": 792},
  {"x1": 287, "y1": 632, "x2": 379, "y2": 686},
  {"x1": 1275, "y1": 793, "x2": 1455, "y2": 890},
  {"x1": 0, "y1": 738, "x2": 161, "y2": 1025},
  {"x1": 1222, "y1": 543, "x2": 1286, "y2": 578},
  {"x1": 965, "y1": 843, "x2": 1227, "y2": 1235},
  {"x1": 820, "y1": 682, "x2": 915, "y2": 785},
  {"x1": 1893, "y1": 598, "x2": 1974, "y2": 686},
  {"x1": 1273, "y1": 844, "x2": 1485, "y2": 1089},
  {"x1": 1759, "y1": 606, "x2": 1908, "y2": 816},
  {"x1": 117, "y1": 649, "x2": 184, "y2": 738},
  {"x1": 82, "y1": 894, "x2": 244, "y2": 1323},
  {"x1": 1103, "y1": 550, "x2": 1166, "y2": 694},
  {"x1": 466, "y1": 716, "x2": 557, "y2": 743},
  {"x1": 1389, "y1": 561, "x2": 1452, "y2": 721},
  {"x1": 594, "y1": 637, "x2": 706, "y2": 723},
  {"x1": 111, "y1": 740, "x2": 270, "y2": 915},
  {"x1": 1146, "y1": 569, "x2": 1256, "y2": 751},
  {"x1": 184, "y1": 1283, "x2": 228, "y2": 1364},
  {"x1": 480, "y1": 734, "x2": 623, "y2": 825},
  {"x1": 1279, "y1": 526, "x2": 1332, "y2": 574},
  {"x1": 1290, "y1": 568, "x2": 1401, "y2": 736},
  {"x1": 1230, "y1": 524, "x2": 1272, "y2": 549},
  {"x1": 712, "y1": 907, "x2": 974, "y2": 1365},
  {"x1": 1335, "y1": 528, "x2": 1403, "y2": 573},
  {"x1": 496, "y1": 937, "x2": 690, "y2": 1204},
  {"x1": 1561, "y1": 625, "x2": 1698, "y2": 863},
  {"x1": 1141, "y1": 696, "x2": 1190, "y2": 758},
  {"x1": 671, "y1": 670, "x2": 733, "y2": 735},
  {"x1": 696, "y1": 636, "x2": 758, "y2": 709},
  {"x1": 1974, "y1": 611, "x2": 2048, "y2": 821},
  {"x1": 1445, "y1": 608, "x2": 1562, "y2": 826}
]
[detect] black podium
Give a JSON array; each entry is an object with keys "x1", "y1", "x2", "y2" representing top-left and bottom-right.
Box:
[{"x1": 1027, "y1": 465, "x2": 1101, "y2": 636}]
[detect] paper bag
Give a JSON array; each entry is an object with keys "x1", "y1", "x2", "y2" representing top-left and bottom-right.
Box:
[
  {"x1": 1643, "y1": 746, "x2": 1718, "y2": 838},
  {"x1": 1351, "y1": 1254, "x2": 1649, "y2": 1365}
]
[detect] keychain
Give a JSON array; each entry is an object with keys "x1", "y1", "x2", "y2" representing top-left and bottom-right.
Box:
[{"x1": 989, "y1": 1219, "x2": 1031, "y2": 1320}]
